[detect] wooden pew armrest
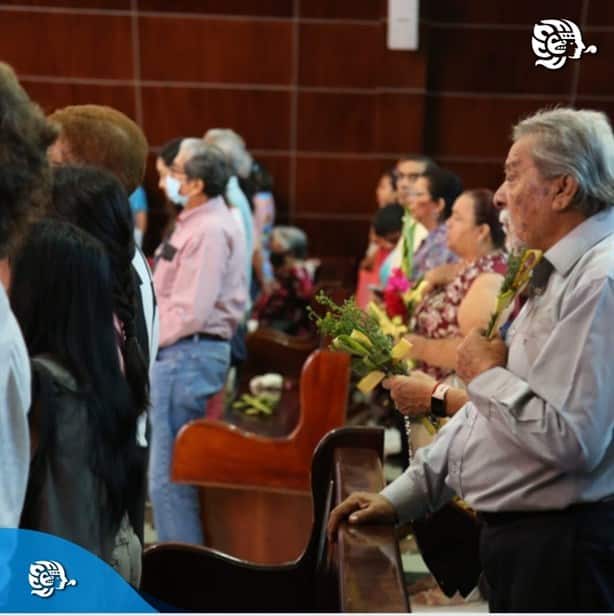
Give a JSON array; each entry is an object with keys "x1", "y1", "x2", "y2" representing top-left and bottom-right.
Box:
[{"x1": 331, "y1": 447, "x2": 409, "y2": 612}]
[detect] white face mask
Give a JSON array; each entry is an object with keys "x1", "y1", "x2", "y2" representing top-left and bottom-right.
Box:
[{"x1": 165, "y1": 175, "x2": 189, "y2": 207}]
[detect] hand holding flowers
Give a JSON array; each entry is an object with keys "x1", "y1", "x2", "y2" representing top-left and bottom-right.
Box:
[{"x1": 309, "y1": 291, "x2": 413, "y2": 393}]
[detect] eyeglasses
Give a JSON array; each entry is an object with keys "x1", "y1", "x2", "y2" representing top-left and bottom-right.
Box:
[
  {"x1": 169, "y1": 165, "x2": 186, "y2": 177},
  {"x1": 394, "y1": 171, "x2": 421, "y2": 182}
]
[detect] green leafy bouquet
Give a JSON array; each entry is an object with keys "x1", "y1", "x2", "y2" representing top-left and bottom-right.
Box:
[{"x1": 309, "y1": 291, "x2": 413, "y2": 393}]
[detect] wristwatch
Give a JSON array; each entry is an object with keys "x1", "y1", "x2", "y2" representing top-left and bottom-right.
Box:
[{"x1": 431, "y1": 382, "x2": 450, "y2": 418}]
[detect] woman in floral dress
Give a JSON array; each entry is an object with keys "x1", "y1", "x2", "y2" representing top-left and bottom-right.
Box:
[{"x1": 406, "y1": 189, "x2": 507, "y2": 381}]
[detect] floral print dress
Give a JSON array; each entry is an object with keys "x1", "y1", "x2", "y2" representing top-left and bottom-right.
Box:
[{"x1": 411, "y1": 251, "x2": 507, "y2": 380}]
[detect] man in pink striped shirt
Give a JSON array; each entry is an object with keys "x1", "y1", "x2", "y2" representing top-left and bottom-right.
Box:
[{"x1": 149, "y1": 140, "x2": 248, "y2": 544}]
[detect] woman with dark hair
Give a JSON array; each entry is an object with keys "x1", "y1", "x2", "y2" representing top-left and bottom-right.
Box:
[
  {"x1": 13, "y1": 220, "x2": 141, "y2": 584},
  {"x1": 249, "y1": 159, "x2": 277, "y2": 298},
  {"x1": 156, "y1": 137, "x2": 184, "y2": 197},
  {"x1": 50, "y1": 166, "x2": 150, "y2": 414},
  {"x1": 50, "y1": 165, "x2": 151, "y2": 543},
  {"x1": 408, "y1": 168, "x2": 462, "y2": 280},
  {"x1": 403, "y1": 189, "x2": 507, "y2": 381},
  {"x1": 376, "y1": 169, "x2": 397, "y2": 208}
]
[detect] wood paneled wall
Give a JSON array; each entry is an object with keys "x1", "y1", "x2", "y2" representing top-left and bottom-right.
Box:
[{"x1": 0, "y1": 0, "x2": 609, "y2": 257}]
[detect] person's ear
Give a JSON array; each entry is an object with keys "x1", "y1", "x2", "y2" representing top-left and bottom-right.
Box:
[
  {"x1": 186, "y1": 177, "x2": 205, "y2": 196},
  {"x1": 477, "y1": 223, "x2": 490, "y2": 244},
  {"x1": 551, "y1": 174, "x2": 578, "y2": 212}
]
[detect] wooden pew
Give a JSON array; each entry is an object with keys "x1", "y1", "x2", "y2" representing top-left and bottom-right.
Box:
[
  {"x1": 141, "y1": 426, "x2": 410, "y2": 613},
  {"x1": 221, "y1": 327, "x2": 320, "y2": 436},
  {"x1": 172, "y1": 349, "x2": 350, "y2": 563}
]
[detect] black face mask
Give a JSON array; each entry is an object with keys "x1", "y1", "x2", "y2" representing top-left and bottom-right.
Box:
[{"x1": 270, "y1": 251, "x2": 288, "y2": 268}]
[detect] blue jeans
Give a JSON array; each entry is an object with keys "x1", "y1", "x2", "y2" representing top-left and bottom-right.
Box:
[{"x1": 149, "y1": 337, "x2": 230, "y2": 544}]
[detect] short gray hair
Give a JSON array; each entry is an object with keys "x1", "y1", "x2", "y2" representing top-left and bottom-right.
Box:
[
  {"x1": 183, "y1": 144, "x2": 230, "y2": 198},
  {"x1": 203, "y1": 128, "x2": 253, "y2": 179},
  {"x1": 513, "y1": 108, "x2": 614, "y2": 216},
  {"x1": 179, "y1": 137, "x2": 207, "y2": 160},
  {"x1": 273, "y1": 226, "x2": 308, "y2": 259}
]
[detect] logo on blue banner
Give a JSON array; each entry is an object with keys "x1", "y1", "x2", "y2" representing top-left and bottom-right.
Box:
[
  {"x1": 0, "y1": 528, "x2": 156, "y2": 612},
  {"x1": 29, "y1": 561, "x2": 77, "y2": 598}
]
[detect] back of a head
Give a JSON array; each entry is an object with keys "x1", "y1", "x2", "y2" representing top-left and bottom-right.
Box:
[
  {"x1": 513, "y1": 107, "x2": 614, "y2": 216},
  {"x1": 11, "y1": 219, "x2": 116, "y2": 385},
  {"x1": 422, "y1": 167, "x2": 464, "y2": 219},
  {"x1": 374, "y1": 203, "x2": 404, "y2": 237},
  {"x1": 0, "y1": 62, "x2": 59, "y2": 257},
  {"x1": 48, "y1": 105, "x2": 148, "y2": 194},
  {"x1": 273, "y1": 226, "x2": 308, "y2": 259},
  {"x1": 203, "y1": 128, "x2": 253, "y2": 179},
  {"x1": 250, "y1": 160, "x2": 274, "y2": 193},
  {"x1": 51, "y1": 165, "x2": 135, "y2": 268},
  {"x1": 51, "y1": 165, "x2": 149, "y2": 415}
]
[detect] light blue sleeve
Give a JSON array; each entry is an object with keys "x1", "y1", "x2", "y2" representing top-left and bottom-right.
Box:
[
  {"x1": 129, "y1": 186, "x2": 148, "y2": 214},
  {"x1": 225, "y1": 177, "x2": 254, "y2": 288}
]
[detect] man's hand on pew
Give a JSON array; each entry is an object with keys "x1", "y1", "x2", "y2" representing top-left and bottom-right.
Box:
[{"x1": 327, "y1": 492, "x2": 397, "y2": 543}]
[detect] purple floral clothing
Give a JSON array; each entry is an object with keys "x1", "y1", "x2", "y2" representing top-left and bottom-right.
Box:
[
  {"x1": 411, "y1": 251, "x2": 507, "y2": 380},
  {"x1": 412, "y1": 224, "x2": 457, "y2": 281}
]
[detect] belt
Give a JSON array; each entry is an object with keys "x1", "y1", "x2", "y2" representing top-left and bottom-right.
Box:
[
  {"x1": 478, "y1": 499, "x2": 614, "y2": 526},
  {"x1": 178, "y1": 332, "x2": 229, "y2": 343}
]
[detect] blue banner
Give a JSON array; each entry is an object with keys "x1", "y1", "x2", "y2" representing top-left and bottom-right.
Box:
[{"x1": 0, "y1": 528, "x2": 156, "y2": 612}]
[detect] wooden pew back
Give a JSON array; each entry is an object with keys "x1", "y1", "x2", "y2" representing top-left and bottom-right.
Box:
[{"x1": 141, "y1": 426, "x2": 409, "y2": 612}]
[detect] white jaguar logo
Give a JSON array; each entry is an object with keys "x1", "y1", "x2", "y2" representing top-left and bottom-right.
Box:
[
  {"x1": 532, "y1": 19, "x2": 598, "y2": 70},
  {"x1": 28, "y1": 560, "x2": 77, "y2": 598}
]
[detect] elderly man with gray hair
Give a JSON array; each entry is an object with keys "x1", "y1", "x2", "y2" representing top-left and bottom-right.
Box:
[
  {"x1": 150, "y1": 141, "x2": 248, "y2": 544},
  {"x1": 329, "y1": 107, "x2": 614, "y2": 612}
]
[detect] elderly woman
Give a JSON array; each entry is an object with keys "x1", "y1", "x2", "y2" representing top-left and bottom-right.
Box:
[
  {"x1": 405, "y1": 188, "x2": 506, "y2": 381},
  {"x1": 409, "y1": 167, "x2": 462, "y2": 279},
  {"x1": 252, "y1": 226, "x2": 315, "y2": 336}
]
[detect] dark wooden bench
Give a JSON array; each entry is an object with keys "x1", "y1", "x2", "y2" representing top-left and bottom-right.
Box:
[{"x1": 141, "y1": 426, "x2": 410, "y2": 613}]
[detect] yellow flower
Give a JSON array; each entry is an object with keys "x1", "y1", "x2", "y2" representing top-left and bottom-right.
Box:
[
  {"x1": 391, "y1": 338, "x2": 413, "y2": 360},
  {"x1": 357, "y1": 370, "x2": 386, "y2": 393},
  {"x1": 350, "y1": 329, "x2": 373, "y2": 348},
  {"x1": 402, "y1": 279, "x2": 429, "y2": 306}
]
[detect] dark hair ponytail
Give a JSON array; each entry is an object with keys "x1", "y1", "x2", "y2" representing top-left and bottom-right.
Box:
[
  {"x1": 109, "y1": 244, "x2": 150, "y2": 415},
  {"x1": 50, "y1": 165, "x2": 150, "y2": 414}
]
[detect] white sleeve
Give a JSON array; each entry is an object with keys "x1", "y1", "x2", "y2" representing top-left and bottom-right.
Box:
[
  {"x1": 0, "y1": 296, "x2": 31, "y2": 527},
  {"x1": 132, "y1": 249, "x2": 159, "y2": 371}
]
